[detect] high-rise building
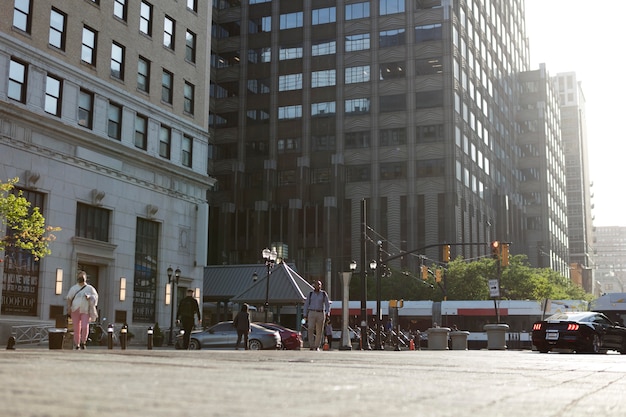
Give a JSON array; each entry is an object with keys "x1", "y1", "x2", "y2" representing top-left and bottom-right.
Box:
[
  {"x1": 0, "y1": 0, "x2": 214, "y2": 337},
  {"x1": 594, "y1": 227, "x2": 626, "y2": 296},
  {"x1": 208, "y1": 0, "x2": 572, "y2": 295},
  {"x1": 553, "y1": 72, "x2": 595, "y2": 292}
]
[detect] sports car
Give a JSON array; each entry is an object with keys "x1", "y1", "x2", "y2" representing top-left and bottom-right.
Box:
[{"x1": 532, "y1": 311, "x2": 626, "y2": 354}]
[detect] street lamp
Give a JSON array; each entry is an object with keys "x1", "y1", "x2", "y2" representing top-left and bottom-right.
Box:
[
  {"x1": 167, "y1": 266, "x2": 181, "y2": 345},
  {"x1": 261, "y1": 248, "x2": 277, "y2": 322},
  {"x1": 370, "y1": 251, "x2": 382, "y2": 350},
  {"x1": 340, "y1": 260, "x2": 357, "y2": 350}
]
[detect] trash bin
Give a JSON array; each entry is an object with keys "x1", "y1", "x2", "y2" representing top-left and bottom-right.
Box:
[{"x1": 48, "y1": 328, "x2": 67, "y2": 350}]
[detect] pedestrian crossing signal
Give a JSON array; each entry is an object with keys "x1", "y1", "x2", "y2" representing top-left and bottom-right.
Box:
[{"x1": 491, "y1": 241, "x2": 500, "y2": 260}]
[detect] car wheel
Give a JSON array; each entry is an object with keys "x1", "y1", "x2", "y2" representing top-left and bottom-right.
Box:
[
  {"x1": 248, "y1": 339, "x2": 262, "y2": 350},
  {"x1": 189, "y1": 339, "x2": 201, "y2": 350},
  {"x1": 536, "y1": 345, "x2": 549, "y2": 353},
  {"x1": 588, "y1": 334, "x2": 600, "y2": 354}
]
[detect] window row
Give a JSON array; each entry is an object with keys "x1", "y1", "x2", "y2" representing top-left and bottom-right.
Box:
[
  {"x1": 13, "y1": 1, "x2": 198, "y2": 73},
  {"x1": 346, "y1": 159, "x2": 444, "y2": 182},
  {"x1": 7, "y1": 58, "x2": 194, "y2": 167}
]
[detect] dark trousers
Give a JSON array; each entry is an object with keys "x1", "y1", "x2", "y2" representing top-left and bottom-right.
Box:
[
  {"x1": 236, "y1": 331, "x2": 249, "y2": 349},
  {"x1": 181, "y1": 316, "x2": 194, "y2": 349}
]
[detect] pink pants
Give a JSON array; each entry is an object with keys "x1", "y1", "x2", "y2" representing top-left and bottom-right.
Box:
[{"x1": 71, "y1": 310, "x2": 90, "y2": 346}]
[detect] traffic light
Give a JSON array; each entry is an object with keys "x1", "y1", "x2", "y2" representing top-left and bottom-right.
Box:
[
  {"x1": 501, "y1": 243, "x2": 509, "y2": 266},
  {"x1": 421, "y1": 265, "x2": 428, "y2": 280},
  {"x1": 435, "y1": 269, "x2": 442, "y2": 283},
  {"x1": 443, "y1": 245, "x2": 450, "y2": 262},
  {"x1": 491, "y1": 241, "x2": 500, "y2": 260}
]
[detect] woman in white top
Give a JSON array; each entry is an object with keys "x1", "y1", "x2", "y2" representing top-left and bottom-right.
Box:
[{"x1": 66, "y1": 271, "x2": 99, "y2": 350}]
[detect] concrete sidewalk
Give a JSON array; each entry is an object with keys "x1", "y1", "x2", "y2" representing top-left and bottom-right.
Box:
[{"x1": 2, "y1": 347, "x2": 626, "y2": 417}]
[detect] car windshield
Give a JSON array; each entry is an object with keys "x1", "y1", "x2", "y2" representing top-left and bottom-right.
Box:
[{"x1": 546, "y1": 312, "x2": 593, "y2": 322}]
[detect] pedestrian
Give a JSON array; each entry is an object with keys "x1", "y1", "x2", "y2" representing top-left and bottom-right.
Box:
[
  {"x1": 233, "y1": 303, "x2": 251, "y2": 350},
  {"x1": 176, "y1": 289, "x2": 201, "y2": 349},
  {"x1": 66, "y1": 271, "x2": 98, "y2": 350},
  {"x1": 303, "y1": 280, "x2": 330, "y2": 351},
  {"x1": 324, "y1": 317, "x2": 333, "y2": 350}
]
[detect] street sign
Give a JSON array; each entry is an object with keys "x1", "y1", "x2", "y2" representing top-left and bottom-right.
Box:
[{"x1": 488, "y1": 279, "x2": 500, "y2": 298}]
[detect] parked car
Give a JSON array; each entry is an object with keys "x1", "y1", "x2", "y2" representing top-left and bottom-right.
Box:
[
  {"x1": 176, "y1": 321, "x2": 281, "y2": 350},
  {"x1": 532, "y1": 311, "x2": 626, "y2": 354},
  {"x1": 257, "y1": 323, "x2": 303, "y2": 350}
]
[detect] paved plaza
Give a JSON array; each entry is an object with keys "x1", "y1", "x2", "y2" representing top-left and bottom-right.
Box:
[{"x1": 2, "y1": 345, "x2": 626, "y2": 417}]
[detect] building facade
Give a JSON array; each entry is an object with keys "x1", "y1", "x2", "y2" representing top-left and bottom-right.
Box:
[
  {"x1": 207, "y1": 0, "x2": 575, "y2": 295},
  {"x1": 0, "y1": 0, "x2": 214, "y2": 338},
  {"x1": 594, "y1": 227, "x2": 626, "y2": 297},
  {"x1": 553, "y1": 72, "x2": 595, "y2": 292}
]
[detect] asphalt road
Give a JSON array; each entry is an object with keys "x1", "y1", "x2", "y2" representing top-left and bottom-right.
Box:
[{"x1": 2, "y1": 346, "x2": 626, "y2": 417}]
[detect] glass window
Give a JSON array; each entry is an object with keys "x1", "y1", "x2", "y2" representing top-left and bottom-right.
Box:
[
  {"x1": 76, "y1": 203, "x2": 110, "y2": 242},
  {"x1": 81, "y1": 26, "x2": 97, "y2": 65},
  {"x1": 380, "y1": 0, "x2": 405, "y2": 15},
  {"x1": 278, "y1": 105, "x2": 302, "y2": 119},
  {"x1": 345, "y1": 98, "x2": 370, "y2": 114},
  {"x1": 311, "y1": 101, "x2": 336, "y2": 116},
  {"x1": 182, "y1": 135, "x2": 193, "y2": 167},
  {"x1": 163, "y1": 15, "x2": 175, "y2": 49},
  {"x1": 45, "y1": 75, "x2": 62, "y2": 116},
  {"x1": 379, "y1": 62, "x2": 406, "y2": 80},
  {"x1": 113, "y1": 0, "x2": 127, "y2": 20},
  {"x1": 49, "y1": 8, "x2": 66, "y2": 50},
  {"x1": 78, "y1": 89, "x2": 93, "y2": 128},
  {"x1": 161, "y1": 69, "x2": 173, "y2": 103},
  {"x1": 379, "y1": 94, "x2": 406, "y2": 112},
  {"x1": 380, "y1": 162, "x2": 406, "y2": 179},
  {"x1": 159, "y1": 125, "x2": 171, "y2": 158},
  {"x1": 415, "y1": 91, "x2": 444, "y2": 108},
  {"x1": 279, "y1": 12, "x2": 303, "y2": 29},
  {"x1": 140, "y1": 1, "x2": 153, "y2": 36},
  {"x1": 415, "y1": 57, "x2": 443, "y2": 75},
  {"x1": 111, "y1": 42, "x2": 125, "y2": 79},
  {"x1": 312, "y1": 40, "x2": 336, "y2": 56},
  {"x1": 279, "y1": 45, "x2": 303, "y2": 60},
  {"x1": 13, "y1": 0, "x2": 32, "y2": 33},
  {"x1": 345, "y1": 66, "x2": 370, "y2": 84},
  {"x1": 187, "y1": 0, "x2": 198, "y2": 12},
  {"x1": 347, "y1": 165, "x2": 371, "y2": 182},
  {"x1": 346, "y1": 2, "x2": 369, "y2": 20},
  {"x1": 415, "y1": 23, "x2": 443, "y2": 42},
  {"x1": 345, "y1": 131, "x2": 370, "y2": 148},
  {"x1": 277, "y1": 138, "x2": 301, "y2": 154},
  {"x1": 185, "y1": 30, "x2": 196, "y2": 62},
  {"x1": 137, "y1": 56, "x2": 150, "y2": 92},
  {"x1": 107, "y1": 102, "x2": 122, "y2": 139},
  {"x1": 132, "y1": 218, "x2": 159, "y2": 323},
  {"x1": 8, "y1": 58, "x2": 27, "y2": 103},
  {"x1": 345, "y1": 33, "x2": 370, "y2": 52},
  {"x1": 312, "y1": 7, "x2": 336, "y2": 25},
  {"x1": 379, "y1": 28, "x2": 405, "y2": 48},
  {"x1": 134, "y1": 114, "x2": 147, "y2": 150},
  {"x1": 184, "y1": 81, "x2": 194, "y2": 115},
  {"x1": 311, "y1": 69, "x2": 336, "y2": 88},
  {"x1": 279, "y1": 73, "x2": 303, "y2": 91},
  {"x1": 380, "y1": 128, "x2": 406, "y2": 146}
]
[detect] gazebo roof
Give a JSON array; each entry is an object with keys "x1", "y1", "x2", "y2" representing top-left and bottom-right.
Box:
[{"x1": 203, "y1": 263, "x2": 313, "y2": 305}]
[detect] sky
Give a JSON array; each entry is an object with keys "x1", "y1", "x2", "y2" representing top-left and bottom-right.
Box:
[{"x1": 524, "y1": 0, "x2": 626, "y2": 227}]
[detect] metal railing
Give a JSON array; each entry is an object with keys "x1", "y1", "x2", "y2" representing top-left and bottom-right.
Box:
[{"x1": 12, "y1": 324, "x2": 51, "y2": 344}]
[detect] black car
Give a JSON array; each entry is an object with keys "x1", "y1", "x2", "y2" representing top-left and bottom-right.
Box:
[{"x1": 532, "y1": 311, "x2": 626, "y2": 354}]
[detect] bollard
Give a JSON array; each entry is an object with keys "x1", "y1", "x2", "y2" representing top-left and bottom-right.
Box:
[
  {"x1": 120, "y1": 324, "x2": 128, "y2": 350},
  {"x1": 107, "y1": 324, "x2": 114, "y2": 350},
  {"x1": 147, "y1": 327, "x2": 153, "y2": 350}
]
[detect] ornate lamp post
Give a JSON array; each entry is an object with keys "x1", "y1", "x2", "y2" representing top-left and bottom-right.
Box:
[
  {"x1": 339, "y1": 260, "x2": 357, "y2": 350},
  {"x1": 261, "y1": 248, "x2": 277, "y2": 322},
  {"x1": 167, "y1": 266, "x2": 181, "y2": 345}
]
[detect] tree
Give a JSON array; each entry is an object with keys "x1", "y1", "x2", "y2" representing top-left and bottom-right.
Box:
[{"x1": 0, "y1": 178, "x2": 60, "y2": 261}]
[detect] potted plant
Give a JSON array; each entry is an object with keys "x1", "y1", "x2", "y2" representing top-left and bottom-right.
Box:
[{"x1": 153, "y1": 322, "x2": 164, "y2": 347}]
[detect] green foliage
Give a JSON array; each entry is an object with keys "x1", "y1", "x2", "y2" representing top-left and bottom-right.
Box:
[
  {"x1": 349, "y1": 252, "x2": 592, "y2": 302},
  {"x1": 0, "y1": 178, "x2": 60, "y2": 260}
]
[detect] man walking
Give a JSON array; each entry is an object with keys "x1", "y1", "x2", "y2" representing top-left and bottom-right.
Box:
[
  {"x1": 303, "y1": 280, "x2": 330, "y2": 351},
  {"x1": 176, "y1": 289, "x2": 201, "y2": 349}
]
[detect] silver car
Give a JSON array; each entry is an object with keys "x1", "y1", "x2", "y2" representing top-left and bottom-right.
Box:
[{"x1": 176, "y1": 321, "x2": 281, "y2": 350}]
